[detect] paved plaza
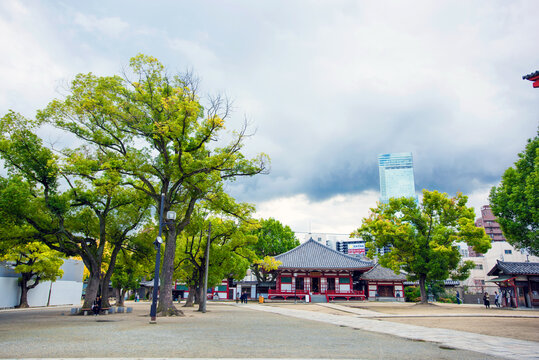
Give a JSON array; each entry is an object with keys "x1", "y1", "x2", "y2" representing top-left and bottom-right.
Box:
[{"x1": 0, "y1": 301, "x2": 537, "y2": 359}]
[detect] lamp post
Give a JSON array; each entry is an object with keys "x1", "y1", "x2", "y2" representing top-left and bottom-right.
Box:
[{"x1": 149, "y1": 193, "x2": 176, "y2": 324}]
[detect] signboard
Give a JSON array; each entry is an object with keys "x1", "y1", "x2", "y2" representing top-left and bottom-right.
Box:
[{"x1": 348, "y1": 243, "x2": 365, "y2": 255}]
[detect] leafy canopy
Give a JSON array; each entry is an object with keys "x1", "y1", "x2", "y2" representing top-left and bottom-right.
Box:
[
  {"x1": 490, "y1": 132, "x2": 538, "y2": 255},
  {"x1": 354, "y1": 190, "x2": 491, "y2": 303}
]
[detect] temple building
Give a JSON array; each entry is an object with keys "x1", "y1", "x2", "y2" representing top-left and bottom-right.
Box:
[
  {"x1": 487, "y1": 260, "x2": 539, "y2": 308},
  {"x1": 268, "y1": 238, "x2": 374, "y2": 302},
  {"x1": 360, "y1": 264, "x2": 407, "y2": 300}
]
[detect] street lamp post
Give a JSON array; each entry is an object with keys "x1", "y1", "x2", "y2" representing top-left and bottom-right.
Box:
[{"x1": 149, "y1": 193, "x2": 176, "y2": 324}]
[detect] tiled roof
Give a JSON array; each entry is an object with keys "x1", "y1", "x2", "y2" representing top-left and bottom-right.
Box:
[
  {"x1": 360, "y1": 264, "x2": 407, "y2": 281},
  {"x1": 487, "y1": 260, "x2": 539, "y2": 276},
  {"x1": 523, "y1": 71, "x2": 539, "y2": 80},
  {"x1": 274, "y1": 239, "x2": 373, "y2": 270}
]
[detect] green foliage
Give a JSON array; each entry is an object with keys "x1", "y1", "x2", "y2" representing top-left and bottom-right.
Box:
[
  {"x1": 175, "y1": 204, "x2": 259, "y2": 306},
  {"x1": 0, "y1": 241, "x2": 64, "y2": 281},
  {"x1": 404, "y1": 286, "x2": 420, "y2": 302},
  {"x1": 35, "y1": 54, "x2": 269, "y2": 312},
  {"x1": 490, "y1": 132, "x2": 539, "y2": 255},
  {"x1": 250, "y1": 218, "x2": 298, "y2": 282},
  {"x1": 354, "y1": 189, "x2": 491, "y2": 303},
  {"x1": 0, "y1": 111, "x2": 152, "y2": 309},
  {"x1": 0, "y1": 241, "x2": 64, "y2": 307}
]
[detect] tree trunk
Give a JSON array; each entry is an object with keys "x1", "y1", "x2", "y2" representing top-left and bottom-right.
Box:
[
  {"x1": 18, "y1": 275, "x2": 31, "y2": 308},
  {"x1": 82, "y1": 272, "x2": 101, "y2": 309},
  {"x1": 114, "y1": 288, "x2": 124, "y2": 306},
  {"x1": 419, "y1": 275, "x2": 428, "y2": 304},
  {"x1": 157, "y1": 225, "x2": 183, "y2": 316},
  {"x1": 196, "y1": 269, "x2": 205, "y2": 306},
  {"x1": 119, "y1": 289, "x2": 126, "y2": 306},
  {"x1": 183, "y1": 285, "x2": 195, "y2": 307},
  {"x1": 99, "y1": 244, "x2": 121, "y2": 308}
]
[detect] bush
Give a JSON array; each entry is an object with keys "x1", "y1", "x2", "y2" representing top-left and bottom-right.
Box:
[{"x1": 404, "y1": 286, "x2": 421, "y2": 302}]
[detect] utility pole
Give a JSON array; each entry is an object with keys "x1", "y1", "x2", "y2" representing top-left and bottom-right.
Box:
[{"x1": 201, "y1": 222, "x2": 211, "y2": 313}]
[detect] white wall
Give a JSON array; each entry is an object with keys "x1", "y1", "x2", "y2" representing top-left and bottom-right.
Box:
[
  {"x1": 49, "y1": 281, "x2": 84, "y2": 306},
  {"x1": 0, "y1": 277, "x2": 20, "y2": 308},
  {"x1": 0, "y1": 259, "x2": 84, "y2": 308},
  {"x1": 27, "y1": 281, "x2": 52, "y2": 307}
]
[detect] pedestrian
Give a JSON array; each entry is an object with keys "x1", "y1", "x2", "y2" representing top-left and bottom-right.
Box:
[
  {"x1": 92, "y1": 295, "x2": 102, "y2": 316},
  {"x1": 483, "y1": 292, "x2": 490, "y2": 309},
  {"x1": 494, "y1": 291, "x2": 500, "y2": 308},
  {"x1": 135, "y1": 293, "x2": 139, "y2": 302},
  {"x1": 236, "y1": 292, "x2": 240, "y2": 304},
  {"x1": 241, "y1": 291, "x2": 248, "y2": 304},
  {"x1": 456, "y1": 291, "x2": 461, "y2": 304}
]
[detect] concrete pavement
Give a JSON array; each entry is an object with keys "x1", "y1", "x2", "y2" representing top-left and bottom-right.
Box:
[
  {"x1": 244, "y1": 303, "x2": 539, "y2": 360},
  {"x1": 320, "y1": 302, "x2": 539, "y2": 318}
]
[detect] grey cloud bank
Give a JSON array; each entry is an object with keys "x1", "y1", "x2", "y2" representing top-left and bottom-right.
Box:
[{"x1": 0, "y1": 0, "x2": 537, "y2": 230}]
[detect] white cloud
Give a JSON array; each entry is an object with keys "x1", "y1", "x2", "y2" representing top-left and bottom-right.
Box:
[
  {"x1": 73, "y1": 12, "x2": 129, "y2": 37},
  {"x1": 254, "y1": 191, "x2": 379, "y2": 235}
]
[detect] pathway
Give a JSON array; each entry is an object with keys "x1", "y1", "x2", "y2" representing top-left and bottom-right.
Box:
[{"x1": 244, "y1": 303, "x2": 539, "y2": 360}]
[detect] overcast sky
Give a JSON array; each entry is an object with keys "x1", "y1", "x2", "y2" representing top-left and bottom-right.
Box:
[{"x1": 1, "y1": 0, "x2": 537, "y2": 235}]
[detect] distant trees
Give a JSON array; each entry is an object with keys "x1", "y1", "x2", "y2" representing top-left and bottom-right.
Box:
[
  {"x1": 250, "y1": 218, "x2": 298, "y2": 282},
  {"x1": 490, "y1": 132, "x2": 538, "y2": 256},
  {"x1": 354, "y1": 190, "x2": 491, "y2": 304}
]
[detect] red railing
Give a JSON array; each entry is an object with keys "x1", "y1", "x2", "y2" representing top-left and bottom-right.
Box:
[
  {"x1": 267, "y1": 288, "x2": 366, "y2": 301},
  {"x1": 326, "y1": 290, "x2": 366, "y2": 301},
  {"x1": 268, "y1": 289, "x2": 308, "y2": 299}
]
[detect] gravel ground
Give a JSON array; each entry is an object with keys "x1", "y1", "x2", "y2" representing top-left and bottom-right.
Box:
[{"x1": 0, "y1": 302, "x2": 504, "y2": 359}]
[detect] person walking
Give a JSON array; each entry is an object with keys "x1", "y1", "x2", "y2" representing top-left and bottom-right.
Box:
[
  {"x1": 483, "y1": 292, "x2": 490, "y2": 309},
  {"x1": 456, "y1": 291, "x2": 461, "y2": 304},
  {"x1": 236, "y1": 292, "x2": 240, "y2": 304},
  {"x1": 494, "y1": 291, "x2": 500, "y2": 308}
]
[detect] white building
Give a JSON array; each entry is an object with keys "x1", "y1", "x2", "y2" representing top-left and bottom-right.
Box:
[{"x1": 460, "y1": 242, "x2": 539, "y2": 294}]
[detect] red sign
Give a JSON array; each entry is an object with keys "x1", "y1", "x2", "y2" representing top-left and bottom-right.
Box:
[{"x1": 348, "y1": 248, "x2": 365, "y2": 255}]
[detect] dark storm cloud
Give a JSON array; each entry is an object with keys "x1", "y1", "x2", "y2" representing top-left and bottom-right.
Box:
[{"x1": 1, "y1": 1, "x2": 538, "y2": 211}]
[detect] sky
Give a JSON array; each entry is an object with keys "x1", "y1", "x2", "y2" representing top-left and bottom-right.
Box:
[{"x1": 0, "y1": 0, "x2": 537, "y2": 236}]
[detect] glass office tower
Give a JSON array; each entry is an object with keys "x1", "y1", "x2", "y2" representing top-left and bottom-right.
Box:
[{"x1": 378, "y1": 152, "x2": 417, "y2": 203}]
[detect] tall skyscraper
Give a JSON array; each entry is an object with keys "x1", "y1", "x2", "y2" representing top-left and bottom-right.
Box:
[{"x1": 378, "y1": 152, "x2": 417, "y2": 204}]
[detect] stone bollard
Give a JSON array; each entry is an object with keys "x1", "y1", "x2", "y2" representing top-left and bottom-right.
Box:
[
  {"x1": 126, "y1": 307, "x2": 133, "y2": 313},
  {"x1": 71, "y1": 308, "x2": 78, "y2": 315},
  {"x1": 117, "y1": 306, "x2": 124, "y2": 313}
]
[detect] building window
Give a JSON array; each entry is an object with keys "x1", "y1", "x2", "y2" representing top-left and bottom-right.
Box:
[
  {"x1": 339, "y1": 277, "x2": 350, "y2": 284},
  {"x1": 295, "y1": 277, "x2": 304, "y2": 290},
  {"x1": 504, "y1": 250, "x2": 512, "y2": 254},
  {"x1": 475, "y1": 264, "x2": 483, "y2": 270},
  {"x1": 281, "y1": 276, "x2": 292, "y2": 283}
]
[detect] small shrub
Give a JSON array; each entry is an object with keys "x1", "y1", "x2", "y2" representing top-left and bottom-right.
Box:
[{"x1": 404, "y1": 286, "x2": 421, "y2": 302}]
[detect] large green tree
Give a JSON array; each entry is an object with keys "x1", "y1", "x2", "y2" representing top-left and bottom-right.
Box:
[
  {"x1": 39, "y1": 54, "x2": 269, "y2": 315},
  {"x1": 0, "y1": 112, "x2": 152, "y2": 310},
  {"x1": 490, "y1": 133, "x2": 538, "y2": 255},
  {"x1": 354, "y1": 190, "x2": 491, "y2": 303},
  {"x1": 250, "y1": 218, "x2": 298, "y2": 282}
]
